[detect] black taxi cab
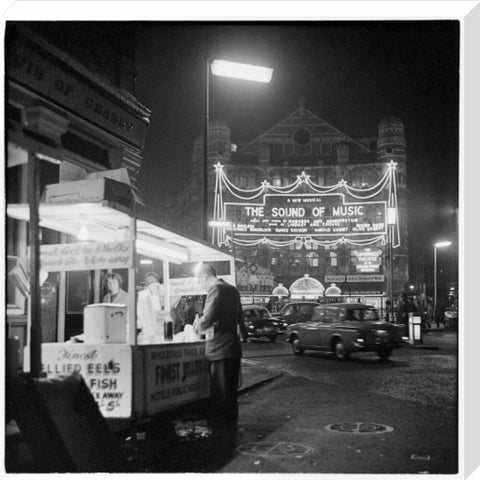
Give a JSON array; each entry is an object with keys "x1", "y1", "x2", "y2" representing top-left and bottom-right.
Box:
[{"x1": 285, "y1": 303, "x2": 407, "y2": 360}]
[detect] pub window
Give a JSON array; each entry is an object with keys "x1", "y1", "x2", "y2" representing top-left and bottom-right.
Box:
[
  {"x1": 330, "y1": 252, "x2": 337, "y2": 267},
  {"x1": 273, "y1": 143, "x2": 283, "y2": 155},
  {"x1": 307, "y1": 253, "x2": 319, "y2": 267},
  {"x1": 312, "y1": 143, "x2": 321, "y2": 154},
  {"x1": 273, "y1": 174, "x2": 281, "y2": 187}
]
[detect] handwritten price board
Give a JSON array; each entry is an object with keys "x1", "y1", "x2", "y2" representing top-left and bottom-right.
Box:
[{"x1": 40, "y1": 343, "x2": 133, "y2": 418}]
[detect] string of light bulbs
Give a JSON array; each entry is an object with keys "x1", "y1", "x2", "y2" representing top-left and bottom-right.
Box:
[{"x1": 211, "y1": 161, "x2": 399, "y2": 248}]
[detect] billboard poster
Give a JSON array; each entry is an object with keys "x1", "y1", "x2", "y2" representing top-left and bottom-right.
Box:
[
  {"x1": 225, "y1": 193, "x2": 386, "y2": 237},
  {"x1": 144, "y1": 342, "x2": 210, "y2": 414}
]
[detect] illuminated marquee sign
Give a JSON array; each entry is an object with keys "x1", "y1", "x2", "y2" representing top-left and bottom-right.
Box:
[
  {"x1": 225, "y1": 194, "x2": 386, "y2": 237},
  {"x1": 352, "y1": 247, "x2": 382, "y2": 273}
]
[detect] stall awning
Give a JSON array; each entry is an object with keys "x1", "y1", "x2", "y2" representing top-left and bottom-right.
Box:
[{"x1": 7, "y1": 201, "x2": 233, "y2": 265}]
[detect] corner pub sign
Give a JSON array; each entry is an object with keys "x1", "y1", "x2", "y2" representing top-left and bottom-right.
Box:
[{"x1": 7, "y1": 29, "x2": 148, "y2": 150}]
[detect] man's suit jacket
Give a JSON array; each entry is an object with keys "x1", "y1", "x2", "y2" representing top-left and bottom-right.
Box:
[{"x1": 197, "y1": 279, "x2": 246, "y2": 361}]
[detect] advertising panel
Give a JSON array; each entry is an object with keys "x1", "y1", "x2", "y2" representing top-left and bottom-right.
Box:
[
  {"x1": 325, "y1": 274, "x2": 385, "y2": 283},
  {"x1": 225, "y1": 193, "x2": 386, "y2": 237},
  {"x1": 169, "y1": 275, "x2": 235, "y2": 297},
  {"x1": 144, "y1": 342, "x2": 210, "y2": 415},
  {"x1": 40, "y1": 241, "x2": 133, "y2": 272},
  {"x1": 352, "y1": 247, "x2": 382, "y2": 273},
  {"x1": 40, "y1": 343, "x2": 133, "y2": 418}
]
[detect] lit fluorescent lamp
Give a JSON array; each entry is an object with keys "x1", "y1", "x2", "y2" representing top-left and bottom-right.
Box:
[
  {"x1": 140, "y1": 259, "x2": 153, "y2": 265},
  {"x1": 78, "y1": 223, "x2": 89, "y2": 241},
  {"x1": 434, "y1": 240, "x2": 452, "y2": 248},
  {"x1": 136, "y1": 239, "x2": 189, "y2": 264},
  {"x1": 209, "y1": 220, "x2": 232, "y2": 228},
  {"x1": 211, "y1": 59, "x2": 273, "y2": 83},
  {"x1": 387, "y1": 207, "x2": 397, "y2": 225}
]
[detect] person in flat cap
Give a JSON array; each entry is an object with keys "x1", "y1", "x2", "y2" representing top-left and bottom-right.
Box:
[{"x1": 194, "y1": 263, "x2": 247, "y2": 450}]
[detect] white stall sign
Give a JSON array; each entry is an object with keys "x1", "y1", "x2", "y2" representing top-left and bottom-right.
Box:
[
  {"x1": 41, "y1": 343, "x2": 133, "y2": 418},
  {"x1": 169, "y1": 275, "x2": 235, "y2": 296},
  {"x1": 144, "y1": 343, "x2": 210, "y2": 415},
  {"x1": 40, "y1": 241, "x2": 133, "y2": 272}
]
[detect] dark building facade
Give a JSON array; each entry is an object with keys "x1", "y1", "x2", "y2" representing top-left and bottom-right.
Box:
[
  {"x1": 169, "y1": 98, "x2": 408, "y2": 299},
  {"x1": 5, "y1": 23, "x2": 150, "y2": 348}
]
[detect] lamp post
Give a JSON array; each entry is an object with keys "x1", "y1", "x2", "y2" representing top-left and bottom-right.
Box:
[
  {"x1": 434, "y1": 240, "x2": 452, "y2": 312},
  {"x1": 387, "y1": 207, "x2": 397, "y2": 321},
  {"x1": 203, "y1": 58, "x2": 273, "y2": 241}
]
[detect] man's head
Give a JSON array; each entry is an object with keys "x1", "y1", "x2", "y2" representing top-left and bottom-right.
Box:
[
  {"x1": 195, "y1": 263, "x2": 217, "y2": 291},
  {"x1": 145, "y1": 272, "x2": 160, "y2": 286}
]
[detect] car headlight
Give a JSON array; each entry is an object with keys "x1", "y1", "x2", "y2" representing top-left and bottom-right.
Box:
[
  {"x1": 356, "y1": 338, "x2": 364, "y2": 343},
  {"x1": 248, "y1": 325, "x2": 255, "y2": 330}
]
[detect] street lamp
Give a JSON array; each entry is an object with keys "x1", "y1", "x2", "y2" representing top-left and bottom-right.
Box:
[
  {"x1": 203, "y1": 57, "x2": 273, "y2": 241},
  {"x1": 434, "y1": 240, "x2": 452, "y2": 312},
  {"x1": 387, "y1": 206, "x2": 397, "y2": 320}
]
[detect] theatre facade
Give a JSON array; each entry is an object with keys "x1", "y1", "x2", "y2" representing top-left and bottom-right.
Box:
[{"x1": 167, "y1": 97, "x2": 409, "y2": 301}]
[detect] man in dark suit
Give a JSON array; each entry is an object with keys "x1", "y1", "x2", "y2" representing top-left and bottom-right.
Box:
[{"x1": 194, "y1": 263, "x2": 247, "y2": 447}]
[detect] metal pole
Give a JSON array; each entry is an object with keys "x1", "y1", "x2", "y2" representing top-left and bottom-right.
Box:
[
  {"x1": 388, "y1": 224, "x2": 394, "y2": 320},
  {"x1": 28, "y1": 153, "x2": 42, "y2": 378},
  {"x1": 203, "y1": 46, "x2": 210, "y2": 242},
  {"x1": 434, "y1": 246, "x2": 437, "y2": 313}
]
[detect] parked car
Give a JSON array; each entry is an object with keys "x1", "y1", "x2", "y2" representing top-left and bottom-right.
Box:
[
  {"x1": 242, "y1": 305, "x2": 282, "y2": 342},
  {"x1": 285, "y1": 303, "x2": 407, "y2": 360},
  {"x1": 272, "y1": 301, "x2": 320, "y2": 331}
]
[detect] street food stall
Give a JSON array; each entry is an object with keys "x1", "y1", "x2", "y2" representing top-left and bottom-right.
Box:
[{"x1": 7, "y1": 186, "x2": 235, "y2": 430}]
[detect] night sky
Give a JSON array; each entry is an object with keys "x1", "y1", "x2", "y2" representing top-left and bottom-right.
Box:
[{"x1": 134, "y1": 21, "x2": 459, "y2": 273}]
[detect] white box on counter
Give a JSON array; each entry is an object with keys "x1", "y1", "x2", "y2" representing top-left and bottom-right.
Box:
[{"x1": 84, "y1": 303, "x2": 128, "y2": 344}]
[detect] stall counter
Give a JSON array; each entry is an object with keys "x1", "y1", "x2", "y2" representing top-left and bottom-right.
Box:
[{"x1": 36, "y1": 340, "x2": 210, "y2": 421}]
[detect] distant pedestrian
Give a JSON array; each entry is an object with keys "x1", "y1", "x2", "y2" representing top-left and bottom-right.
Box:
[
  {"x1": 426, "y1": 297, "x2": 434, "y2": 328},
  {"x1": 418, "y1": 292, "x2": 429, "y2": 331},
  {"x1": 396, "y1": 293, "x2": 410, "y2": 325},
  {"x1": 435, "y1": 302, "x2": 445, "y2": 328}
]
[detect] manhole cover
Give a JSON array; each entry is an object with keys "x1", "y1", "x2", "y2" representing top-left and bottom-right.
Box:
[
  {"x1": 324, "y1": 422, "x2": 393, "y2": 434},
  {"x1": 237, "y1": 441, "x2": 314, "y2": 458}
]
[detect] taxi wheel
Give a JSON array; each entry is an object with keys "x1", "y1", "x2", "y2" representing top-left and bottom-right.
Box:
[
  {"x1": 292, "y1": 337, "x2": 304, "y2": 355},
  {"x1": 268, "y1": 335, "x2": 277, "y2": 343},
  {"x1": 333, "y1": 339, "x2": 349, "y2": 360},
  {"x1": 377, "y1": 348, "x2": 392, "y2": 360}
]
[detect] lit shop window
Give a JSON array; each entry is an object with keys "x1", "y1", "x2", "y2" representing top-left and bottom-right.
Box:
[{"x1": 273, "y1": 174, "x2": 281, "y2": 187}]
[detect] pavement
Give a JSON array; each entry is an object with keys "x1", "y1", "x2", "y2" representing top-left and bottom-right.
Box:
[{"x1": 6, "y1": 328, "x2": 457, "y2": 473}]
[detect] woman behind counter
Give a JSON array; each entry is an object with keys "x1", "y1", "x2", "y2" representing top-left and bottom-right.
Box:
[{"x1": 103, "y1": 273, "x2": 129, "y2": 304}]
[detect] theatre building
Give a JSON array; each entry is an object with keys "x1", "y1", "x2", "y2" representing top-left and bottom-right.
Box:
[
  {"x1": 169, "y1": 97, "x2": 409, "y2": 301},
  {"x1": 5, "y1": 24, "x2": 151, "y2": 352}
]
